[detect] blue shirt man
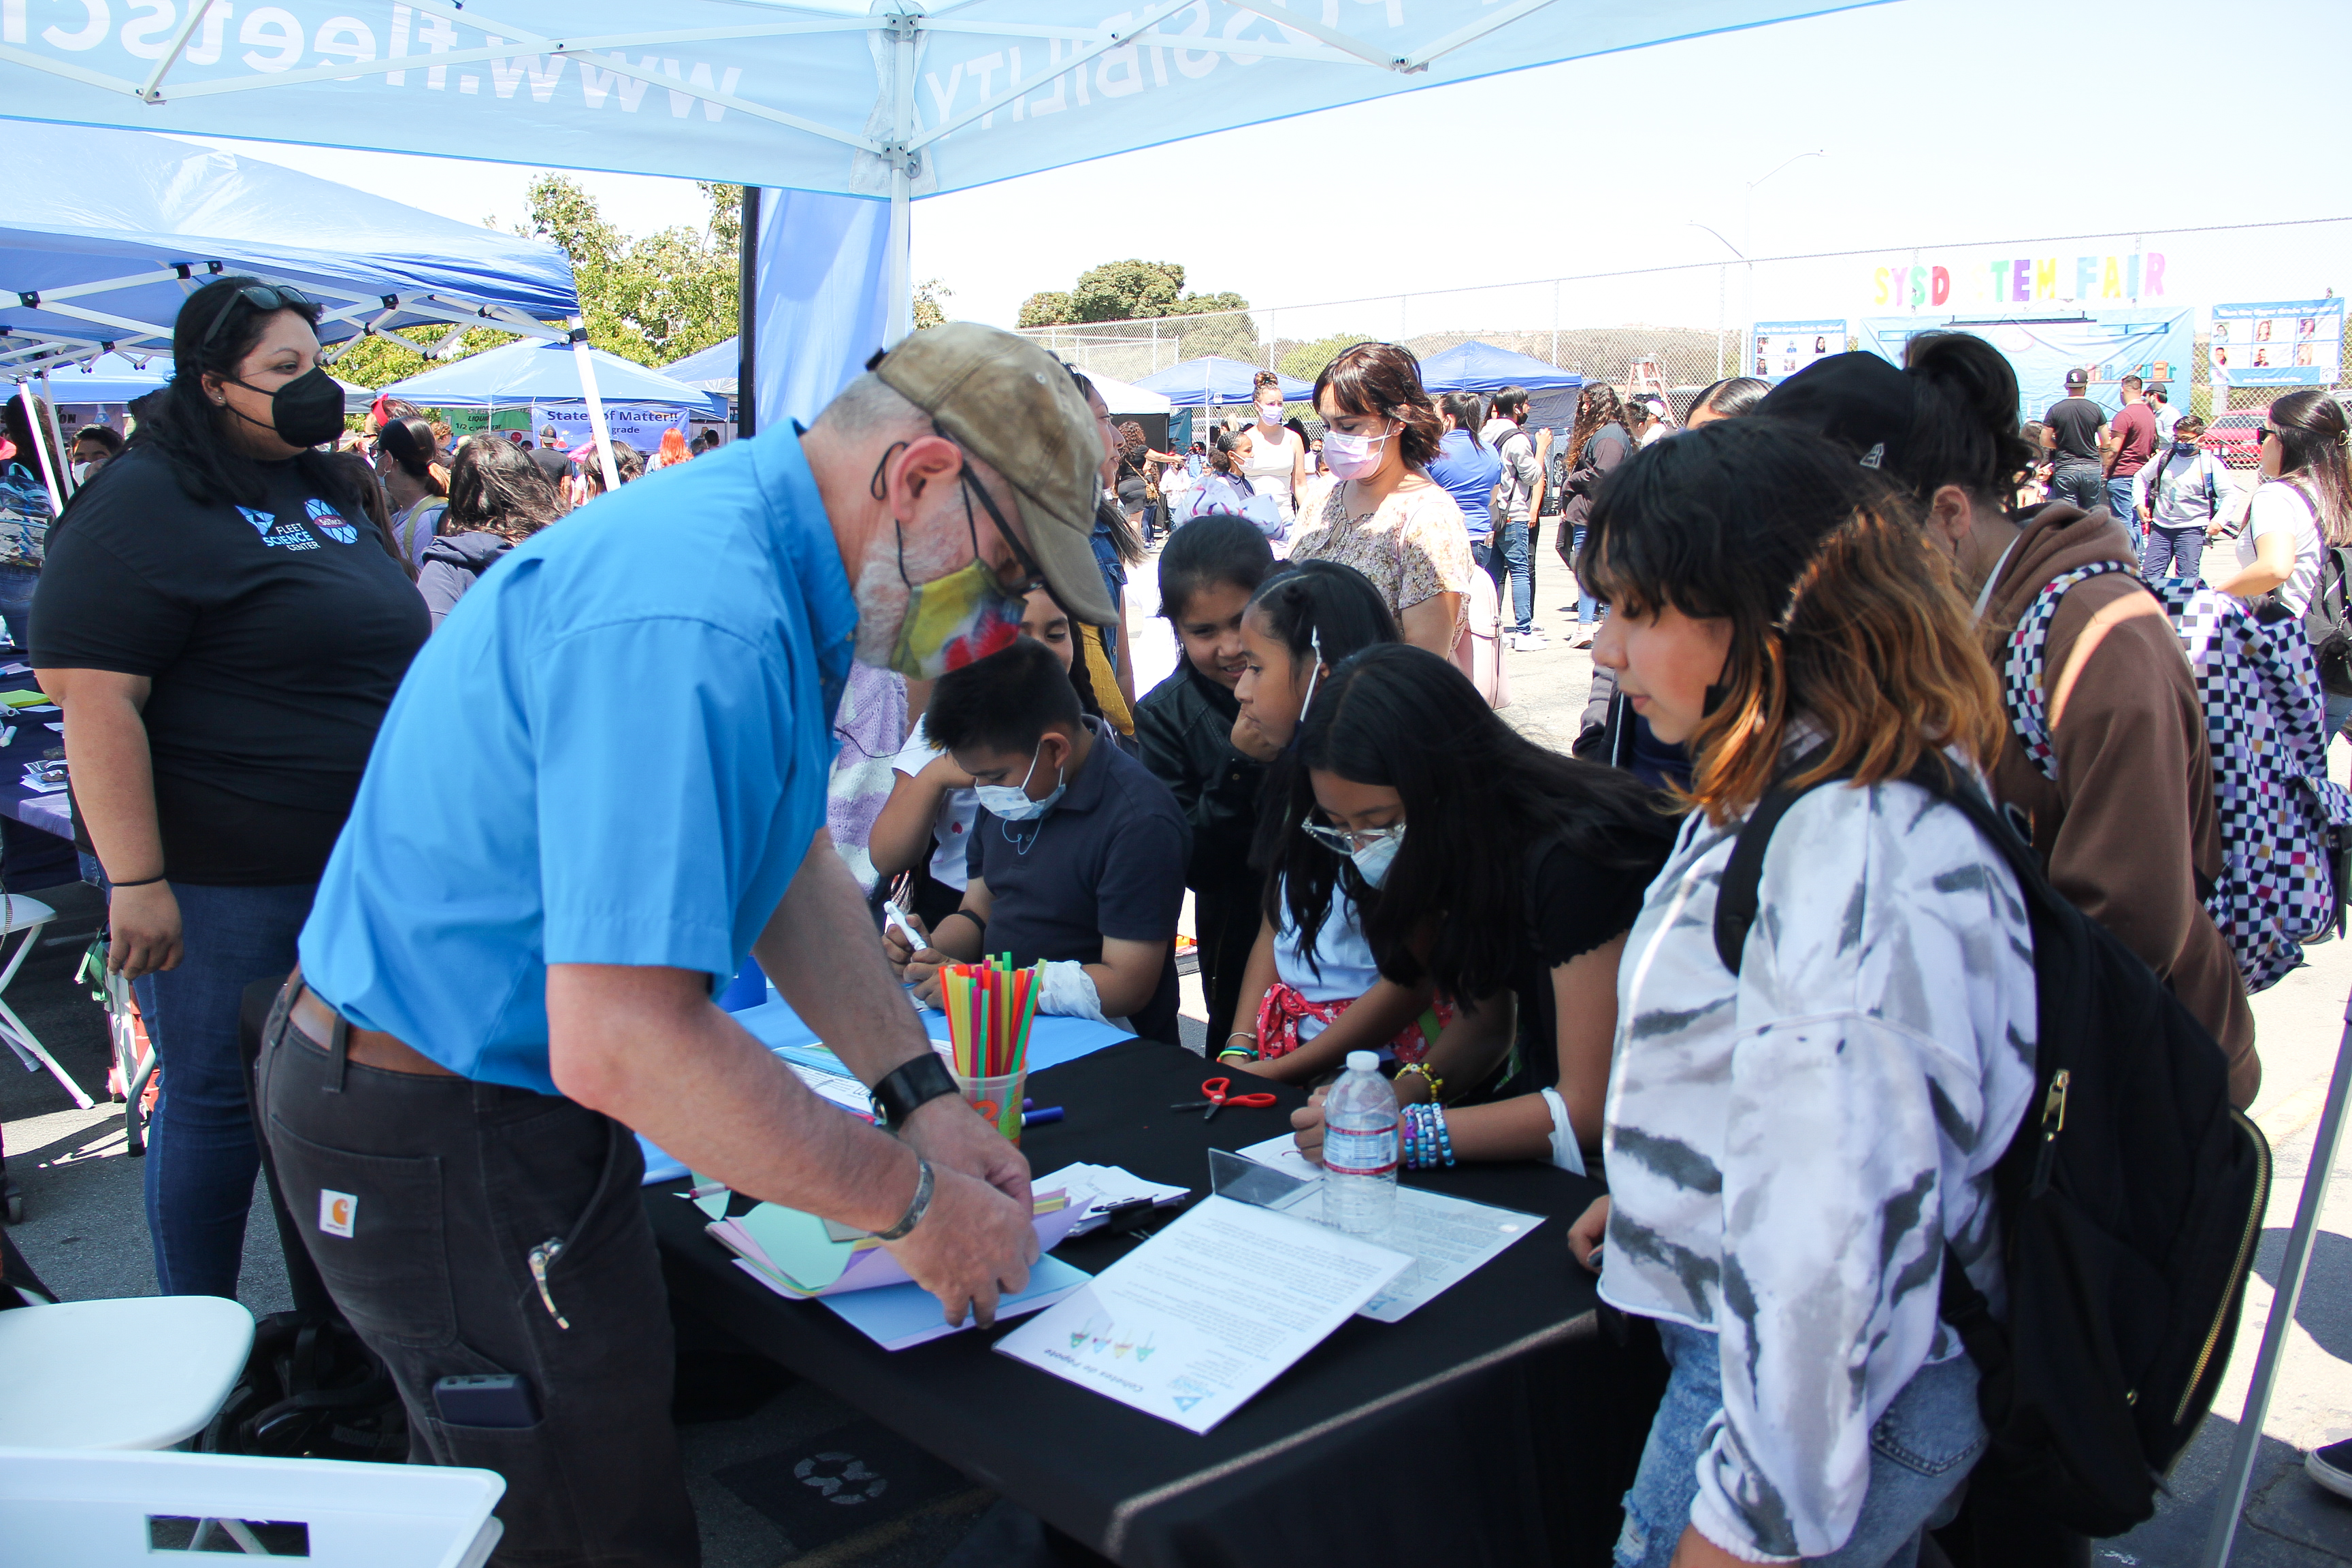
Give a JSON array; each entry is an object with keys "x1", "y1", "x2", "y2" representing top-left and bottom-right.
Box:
[
  {"x1": 301, "y1": 431, "x2": 853, "y2": 1092},
  {"x1": 264, "y1": 325, "x2": 1120, "y2": 1567}
]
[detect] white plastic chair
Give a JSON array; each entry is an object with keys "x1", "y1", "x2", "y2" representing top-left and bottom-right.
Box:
[
  {"x1": 0, "y1": 889, "x2": 88, "y2": 1109},
  {"x1": 0, "y1": 1296, "x2": 255, "y2": 1450},
  {"x1": 0, "y1": 1447, "x2": 504, "y2": 1567}
]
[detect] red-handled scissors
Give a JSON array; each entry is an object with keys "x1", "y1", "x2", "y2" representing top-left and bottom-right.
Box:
[{"x1": 1169, "y1": 1077, "x2": 1279, "y2": 1123}]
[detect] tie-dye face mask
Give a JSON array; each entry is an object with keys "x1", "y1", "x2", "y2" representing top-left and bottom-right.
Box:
[
  {"x1": 887, "y1": 554, "x2": 1028, "y2": 679},
  {"x1": 874, "y1": 430, "x2": 1051, "y2": 680}
]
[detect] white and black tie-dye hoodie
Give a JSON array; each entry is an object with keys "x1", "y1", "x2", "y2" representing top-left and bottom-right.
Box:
[{"x1": 1600, "y1": 752, "x2": 2038, "y2": 1563}]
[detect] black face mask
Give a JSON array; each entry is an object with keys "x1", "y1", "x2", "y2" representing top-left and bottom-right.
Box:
[{"x1": 227, "y1": 365, "x2": 346, "y2": 449}]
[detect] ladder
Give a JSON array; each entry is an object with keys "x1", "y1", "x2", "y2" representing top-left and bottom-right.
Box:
[{"x1": 1626, "y1": 354, "x2": 1670, "y2": 415}]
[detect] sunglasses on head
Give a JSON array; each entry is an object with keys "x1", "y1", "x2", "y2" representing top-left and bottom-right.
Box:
[{"x1": 200, "y1": 284, "x2": 313, "y2": 353}]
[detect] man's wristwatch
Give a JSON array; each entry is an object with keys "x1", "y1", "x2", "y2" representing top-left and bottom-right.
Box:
[
  {"x1": 873, "y1": 1156, "x2": 934, "y2": 1241},
  {"x1": 871, "y1": 1051, "x2": 960, "y2": 1130}
]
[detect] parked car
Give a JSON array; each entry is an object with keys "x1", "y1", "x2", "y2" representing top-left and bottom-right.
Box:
[{"x1": 2202, "y1": 408, "x2": 2269, "y2": 470}]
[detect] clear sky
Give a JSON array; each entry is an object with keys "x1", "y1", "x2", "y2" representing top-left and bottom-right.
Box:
[{"x1": 176, "y1": 0, "x2": 2349, "y2": 336}]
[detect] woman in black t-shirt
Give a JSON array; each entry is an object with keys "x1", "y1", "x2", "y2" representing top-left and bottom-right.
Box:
[
  {"x1": 33, "y1": 276, "x2": 429, "y2": 1300},
  {"x1": 1269, "y1": 645, "x2": 1680, "y2": 1176}
]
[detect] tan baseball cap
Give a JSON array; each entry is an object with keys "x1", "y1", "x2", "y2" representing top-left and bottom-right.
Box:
[{"x1": 872, "y1": 323, "x2": 1117, "y2": 626}]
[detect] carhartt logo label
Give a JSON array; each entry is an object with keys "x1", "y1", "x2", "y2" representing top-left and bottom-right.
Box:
[{"x1": 319, "y1": 1190, "x2": 357, "y2": 1239}]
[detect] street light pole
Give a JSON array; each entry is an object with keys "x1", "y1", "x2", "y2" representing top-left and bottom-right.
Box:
[
  {"x1": 1740, "y1": 150, "x2": 1825, "y2": 376},
  {"x1": 1689, "y1": 223, "x2": 1744, "y2": 382}
]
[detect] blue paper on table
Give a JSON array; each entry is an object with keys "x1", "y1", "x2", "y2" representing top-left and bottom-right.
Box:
[
  {"x1": 815, "y1": 1255, "x2": 1092, "y2": 1351},
  {"x1": 638, "y1": 994, "x2": 1132, "y2": 1186}
]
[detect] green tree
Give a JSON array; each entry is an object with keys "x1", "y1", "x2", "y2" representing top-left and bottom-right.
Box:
[
  {"x1": 1017, "y1": 259, "x2": 1251, "y2": 330},
  {"x1": 1018, "y1": 290, "x2": 1075, "y2": 328},
  {"x1": 330, "y1": 179, "x2": 743, "y2": 391},
  {"x1": 1279, "y1": 331, "x2": 1371, "y2": 386},
  {"x1": 913, "y1": 278, "x2": 953, "y2": 330},
  {"x1": 520, "y1": 175, "x2": 739, "y2": 368}
]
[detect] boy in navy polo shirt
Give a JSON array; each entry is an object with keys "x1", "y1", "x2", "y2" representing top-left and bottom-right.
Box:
[{"x1": 885, "y1": 638, "x2": 1191, "y2": 1043}]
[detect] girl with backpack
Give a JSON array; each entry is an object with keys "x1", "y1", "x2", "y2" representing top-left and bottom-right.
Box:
[
  {"x1": 1564, "y1": 418, "x2": 2038, "y2": 1568},
  {"x1": 416, "y1": 436, "x2": 563, "y2": 628},
  {"x1": 1757, "y1": 338, "x2": 2261, "y2": 1105},
  {"x1": 2129, "y1": 413, "x2": 2225, "y2": 583}
]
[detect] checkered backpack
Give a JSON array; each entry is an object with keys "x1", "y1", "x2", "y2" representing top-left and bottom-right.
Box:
[{"x1": 2004, "y1": 561, "x2": 2352, "y2": 994}]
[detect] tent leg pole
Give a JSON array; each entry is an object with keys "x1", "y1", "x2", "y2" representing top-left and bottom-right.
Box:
[
  {"x1": 2202, "y1": 992, "x2": 2352, "y2": 1567},
  {"x1": 14, "y1": 382, "x2": 64, "y2": 516},
  {"x1": 37, "y1": 369, "x2": 74, "y2": 502},
  {"x1": 738, "y1": 186, "x2": 760, "y2": 440},
  {"x1": 571, "y1": 327, "x2": 621, "y2": 493},
  {"x1": 887, "y1": 22, "x2": 915, "y2": 344}
]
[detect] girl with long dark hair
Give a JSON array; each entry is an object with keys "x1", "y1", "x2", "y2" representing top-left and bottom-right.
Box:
[
  {"x1": 1558, "y1": 382, "x2": 1635, "y2": 646},
  {"x1": 1565, "y1": 419, "x2": 2035, "y2": 1568},
  {"x1": 1287, "y1": 342, "x2": 1477, "y2": 657},
  {"x1": 1264, "y1": 645, "x2": 1675, "y2": 1156},
  {"x1": 31, "y1": 276, "x2": 429, "y2": 1298},
  {"x1": 416, "y1": 434, "x2": 567, "y2": 628},
  {"x1": 375, "y1": 414, "x2": 449, "y2": 570}
]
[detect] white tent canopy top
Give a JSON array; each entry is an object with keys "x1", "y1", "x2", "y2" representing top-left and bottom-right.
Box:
[{"x1": 0, "y1": 0, "x2": 1881, "y2": 340}]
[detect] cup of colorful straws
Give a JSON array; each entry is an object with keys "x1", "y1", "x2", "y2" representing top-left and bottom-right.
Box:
[{"x1": 941, "y1": 955, "x2": 1041, "y2": 1143}]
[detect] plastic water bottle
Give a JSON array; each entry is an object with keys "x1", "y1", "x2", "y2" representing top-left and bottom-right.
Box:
[{"x1": 1321, "y1": 1050, "x2": 1398, "y2": 1235}]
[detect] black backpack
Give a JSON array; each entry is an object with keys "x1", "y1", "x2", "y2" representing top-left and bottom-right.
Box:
[
  {"x1": 2304, "y1": 542, "x2": 2352, "y2": 698},
  {"x1": 1713, "y1": 753, "x2": 2270, "y2": 1537},
  {"x1": 200, "y1": 1311, "x2": 409, "y2": 1463}
]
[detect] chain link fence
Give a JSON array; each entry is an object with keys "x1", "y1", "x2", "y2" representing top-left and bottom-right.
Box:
[{"x1": 1018, "y1": 220, "x2": 2352, "y2": 430}]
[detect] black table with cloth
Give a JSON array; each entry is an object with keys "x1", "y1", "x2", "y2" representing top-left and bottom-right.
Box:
[{"x1": 649, "y1": 1038, "x2": 1667, "y2": 1567}]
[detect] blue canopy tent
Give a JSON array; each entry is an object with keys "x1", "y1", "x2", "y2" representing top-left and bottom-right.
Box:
[
  {"x1": 1417, "y1": 341, "x2": 1582, "y2": 395},
  {"x1": 0, "y1": 123, "x2": 587, "y2": 502},
  {"x1": 384, "y1": 338, "x2": 725, "y2": 417},
  {"x1": 1132, "y1": 357, "x2": 1311, "y2": 408},
  {"x1": 0, "y1": 1, "x2": 1884, "y2": 432},
  {"x1": 30, "y1": 350, "x2": 168, "y2": 403},
  {"x1": 659, "y1": 338, "x2": 740, "y2": 398}
]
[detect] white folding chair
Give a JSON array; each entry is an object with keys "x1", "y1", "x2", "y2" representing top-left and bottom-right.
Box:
[
  {"x1": 0, "y1": 1448, "x2": 504, "y2": 1567},
  {"x1": 0, "y1": 1295, "x2": 255, "y2": 1451},
  {"x1": 0, "y1": 889, "x2": 89, "y2": 1109}
]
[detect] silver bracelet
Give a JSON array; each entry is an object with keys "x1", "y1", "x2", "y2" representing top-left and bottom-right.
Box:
[{"x1": 872, "y1": 1156, "x2": 934, "y2": 1241}]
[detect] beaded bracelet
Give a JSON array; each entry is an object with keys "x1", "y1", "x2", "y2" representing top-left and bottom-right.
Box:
[
  {"x1": 1430, "y1": 1103, "x2": 1456, "y2": 1168},
  {"x1": 1394, "y1": 1062, "x2": 1443, "y2": 1105}
]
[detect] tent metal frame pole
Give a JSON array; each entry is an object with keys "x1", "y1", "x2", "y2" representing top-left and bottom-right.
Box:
[
  {"x1": 886, "y1": 18, "x2": 915, "y2": 344},
  {"x1": 738, "y1": 185, "x2": 759, "y2": 440},
  {"x1": 37, "y1": 365, "x2": 75, "y2": 501},
  {"x1": 14, "y1": 380, "x2": 65, "y2": 514},
  {"x1": 2202, "y1": 989, "x2": 2352, "y2": 1566},
  {"x1": 570, "y1": 325, "x2": 621, "y2": 493}
]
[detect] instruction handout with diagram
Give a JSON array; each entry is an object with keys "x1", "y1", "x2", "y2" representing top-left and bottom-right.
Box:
[{"x1": 994, "y1": 1194, "x2": 1409, "y2": 1434}]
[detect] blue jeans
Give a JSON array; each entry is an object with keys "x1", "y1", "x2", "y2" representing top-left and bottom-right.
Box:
[
  {"x1": 2142, "y1": 523, "x2": 2204, "y2": 583},
  {"x1": 2048, "y1": 463, "x2": 2104, "y2": 512},
  {"x1": 2105, "y1": 477, "x2": 2139, "y2": 525},
  {"x1": 0, "y1": 562, "x2": 37, "y2": 649},
  {"x1": 1614, "y1": 1320, "x2": 1984, "y2": 1568},
  {"x1": 1569, "y1": 522, "x2": 1601, "y2": 624},
  {"x1": 1482, "y1": 519, "x2": 1534, "y2": 633},
  {"x1": 2325, "y1": 691, "x2": 2352, "y2": 742},
  {"x1": 131, "y1": 879, "x2": 317, "y2": 1297}
]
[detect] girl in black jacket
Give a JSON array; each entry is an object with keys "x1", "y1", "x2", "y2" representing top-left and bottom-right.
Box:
[{"x1": 1134, "y1": 517, "x2": 1276, "y2": 1050}]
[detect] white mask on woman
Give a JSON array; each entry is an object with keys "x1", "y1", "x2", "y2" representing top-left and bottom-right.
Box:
[{"x1": 1258, "y1": 402, "x2": 1284, "y2": 426}]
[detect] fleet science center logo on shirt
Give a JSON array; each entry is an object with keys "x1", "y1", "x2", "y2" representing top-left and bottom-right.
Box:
[{"x1": 235, "y1": 500, "x2": 358, "y2": 551}]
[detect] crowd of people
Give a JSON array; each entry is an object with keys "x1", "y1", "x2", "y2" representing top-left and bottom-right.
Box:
[{"x1": 9, "y1": 270, "x2": 2352, "y2": 1568}]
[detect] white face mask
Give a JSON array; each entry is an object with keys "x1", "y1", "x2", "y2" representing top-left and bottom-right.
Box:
[
  {"x1": 1322, "y1": 425, "x2": 1393, "y2": 480},
  {"x1": 1258, "y1": 403, "x2": 1284, "y2": 426},
  {"x1": 974, "y1": 745, "x2": 1067, "y2": 823},
  {"x1": 1350, "y1": 828, "x2": 1405, "y2": 889}
]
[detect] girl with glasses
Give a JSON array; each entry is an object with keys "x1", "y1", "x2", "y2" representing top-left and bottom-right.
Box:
[{"x1": 1261, "y1": 642, "x2": 1677, "y2": 1174}]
